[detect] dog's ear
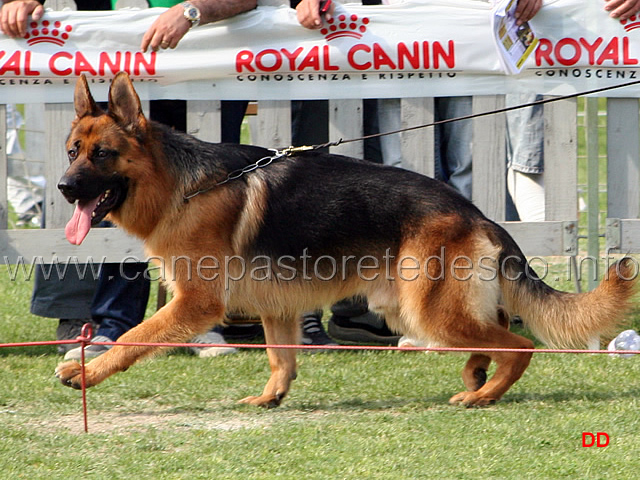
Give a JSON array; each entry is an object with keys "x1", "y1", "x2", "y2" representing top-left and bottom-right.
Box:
[
  {"x1": 74, "y1": 74, "x2": 101, "y2": 119},
  {"x1": 108, "y1": 72, "x2": 147, "y2": 134}
]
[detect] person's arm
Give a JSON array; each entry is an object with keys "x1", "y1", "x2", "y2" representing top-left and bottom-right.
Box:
[
  {"x1": 0, "y1": 0, "x2": 44, "y2": 38},
  {"x1": 296, "y1": 0, "x2": 335, "y2": 30},
  {"x1": 604, "y1": 0, "x2": 640, "y2": 20},
  {"x1": 141, "y1": 0, "x2": 258, "y2": 52}
]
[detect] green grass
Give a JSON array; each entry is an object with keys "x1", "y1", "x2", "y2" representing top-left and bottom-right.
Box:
[
  {"x1": 2, "y1": 100, "x2": 638, "y2": 477},
  {"x1": 2, "y1": 272, "x2": 640, "y2": 478}
]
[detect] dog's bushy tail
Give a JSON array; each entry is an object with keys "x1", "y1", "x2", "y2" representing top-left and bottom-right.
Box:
[{"x1": 492, "y1": 227, "x2": 637, "y2": 348}]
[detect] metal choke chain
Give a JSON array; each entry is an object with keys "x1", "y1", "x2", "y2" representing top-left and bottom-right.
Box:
[{"x1": 183, "y1": 149, "x2": 286, "y2": 202}]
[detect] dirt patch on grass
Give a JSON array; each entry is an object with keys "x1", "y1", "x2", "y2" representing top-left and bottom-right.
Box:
[{"x1": 35, "y1": 411, "x2": 273, "y2": 435}]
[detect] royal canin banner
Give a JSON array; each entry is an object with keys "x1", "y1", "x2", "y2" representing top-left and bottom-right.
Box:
[{"x1": 1, "y1": 0, "x2": 640, "y2": 103}]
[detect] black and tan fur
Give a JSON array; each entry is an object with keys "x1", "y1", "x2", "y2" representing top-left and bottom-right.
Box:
[{"x1": 55, "y1": 73, "x2": 637, "y2": 407}]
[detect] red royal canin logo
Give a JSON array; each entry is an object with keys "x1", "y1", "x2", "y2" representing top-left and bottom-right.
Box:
[
  {"x1": 24, "y1": 20, "x2": 73, "y2": 46},
  {"x1": 620, "y1": 15, "x2": 640, "y2": 32},
  {"x1": 321, "y1": 14, "x2": 369, "y2": 41}
]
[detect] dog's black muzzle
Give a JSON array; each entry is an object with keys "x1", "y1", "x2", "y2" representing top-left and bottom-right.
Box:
[{"x1": 58, "y1": 176, "x2": 82, "y2": 204}]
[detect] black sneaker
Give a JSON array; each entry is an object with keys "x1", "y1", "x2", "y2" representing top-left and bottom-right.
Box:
[
  {"x1": 56, "y1": 318, "x2": 91, "y2": 354},
  {"x1": 328, "y1": 312, "x2": 401, "y2": 345},
  {"x1": 301, "y1": 313, "x2": 338, "y2": 346},
  {"x1": 221, "y1": 322, "x2": 264, "y2": 340}
]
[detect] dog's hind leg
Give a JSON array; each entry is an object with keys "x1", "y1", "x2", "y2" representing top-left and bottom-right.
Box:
[
  {"x1": 460, "y1": 307, "x2": 511, "y2": 391},
  {"x1": 461, "y1": 354, "x2": 491, "y2": 391},
  {"x1": 448, "y1": 323, "x2": 533, "y2": 407},
  {"x1": 55, "y1": 294, "x2": 224, "y2": 389},
  {"x1": 238, "y1": 314, "x2": 299, "y2": 408}
]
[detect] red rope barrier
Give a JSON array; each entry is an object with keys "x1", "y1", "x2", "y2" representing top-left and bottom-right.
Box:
[
  {"x1": 2, "y1": 338, "x2": 640, "y2": 355},
  {"x1": 2, "y1": 326, "x2": 639, "y2": 434},
  {"x1": 78, "y1": 323, "x2": 93, "y2": 434}
]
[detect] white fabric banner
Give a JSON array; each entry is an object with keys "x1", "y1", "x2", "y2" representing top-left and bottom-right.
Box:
[{"x1": 1, "y1": 0, "x2": 639, "y2": 103}]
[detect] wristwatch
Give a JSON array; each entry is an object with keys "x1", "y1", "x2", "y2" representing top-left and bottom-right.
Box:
[{"x1": 181, "y1": 2, "x2": 201, "y2": 28}]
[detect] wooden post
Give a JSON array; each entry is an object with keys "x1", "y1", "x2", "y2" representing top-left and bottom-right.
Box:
[
  {"x1": 329, "y1": 99, "x2": 363, "y2": 159},
  {"x1": 44, "y1": 104, "x2": 76, "y2": 229},
  {"x1": 400, "y1": 97, "x2": 435, "y2": 177},
  {"x1": 472, "y1": 95, "x2": 506, "y2": 221},
  {"x1": 255, "y1": 101, "x2": 292, "y2": 149},
  {"x1": 607, "y1": 98, "x2": 640, "y2": 220}
]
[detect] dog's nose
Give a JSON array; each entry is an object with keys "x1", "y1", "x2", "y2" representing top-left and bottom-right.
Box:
[{"x1": 58, "y1": 177, "x2": 78, "y2": 202}]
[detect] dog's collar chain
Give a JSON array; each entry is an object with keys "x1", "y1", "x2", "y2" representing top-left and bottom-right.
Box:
[
  {"x1": 184, "y1": 148, "x2": 287, "y2": 202},
  {"x1": 182, "y1": 141, "x2": 344, "y2": 203}
]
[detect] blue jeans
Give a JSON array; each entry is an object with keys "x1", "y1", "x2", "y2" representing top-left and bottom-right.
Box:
[
  {"x1": 506, "y1": 94, "x2": 544, "y2": 174},
  {"x1": 434, "y1": 96, "x2": 473, "y2": 200},
  {"x1": 91, "y1": 262, "x2": 150, "y2": 340}
]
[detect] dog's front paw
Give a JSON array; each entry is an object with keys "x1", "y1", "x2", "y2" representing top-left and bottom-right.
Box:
[
  {"x1": 449, "y1": 391, "x2": 497, "y2": 407},
  {"x1": 237, "y1": 394, "x2": 283, "y2": 409},
  {"x1": 54, "y1": 361, "x2": 86, "y2": 389}
]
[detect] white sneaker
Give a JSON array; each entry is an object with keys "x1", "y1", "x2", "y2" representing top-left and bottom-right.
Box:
[
  {"x1": 190, "y1": 331, "x2": 237, "y2": 358},
  {"x1": 398, "y1": 336, "x2": 430, "y2": 350}
]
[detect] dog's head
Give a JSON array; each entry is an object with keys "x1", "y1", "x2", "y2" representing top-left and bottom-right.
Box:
[{"x1": 59, "y1": 73, "x2": 148, "y2": 245}]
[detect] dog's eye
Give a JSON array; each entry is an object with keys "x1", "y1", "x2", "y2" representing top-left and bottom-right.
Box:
[
  {"x1": 93, "y1": 149, "x2": 114, "y2": 161},
  {"x1": 68, "y1": 149, "x2": 77, "y2": 161}
]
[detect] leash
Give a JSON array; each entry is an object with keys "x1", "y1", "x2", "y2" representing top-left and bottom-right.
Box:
[
  {"x1": 321, "y1": 78, "x2": 640, "y2": 150},
  {"x1": 183, "y1": 77, "x2": 640, "y2": 202}
]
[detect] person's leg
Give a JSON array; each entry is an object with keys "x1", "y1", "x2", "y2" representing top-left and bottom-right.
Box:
[
  {"x1": 149, "y1": 100, "x2": 187, "y2": 132},
  {"x1": 506, "y1": 93, "x2": 545, "y2": 221},
  {"x1": 31, "y1": 266, "x2": 96, "y2": 320},
  {"x1": 301, "y1": 310, "x2": 337, "y2": 347},
  {"x1": 292, "y1": 98, "x2": 395, "y2": 345},
  {"x1": 31, "y1": 264, "x2": 97, "y2": 354},
  {"x1": 64, "y1": 262, "x2": 150, "y2": 360},
  {"x1": 90, "y1": 262, "x2": 150, "y2": 340},
  {"x1": 507, "y1": 169, "x2": 545, "y2": 222},
  {"x1": 291, "y1": 99, "x2": 329, "y2": 149},
  {"x1": 290, "y1": 100, "x2": 333, "y2": 346},
  {"x1": 221, "y1": 101, "x2": 249, "y2": 144},
  {"x1": 363, "y1": 99, "x2": 383, "y2": 163},
  {"x1": 398, "y1": 97, "x2": 472, "y2": 351},
  {"x1": 435, "y1": 96, "x2": 473, "y2": 200}
]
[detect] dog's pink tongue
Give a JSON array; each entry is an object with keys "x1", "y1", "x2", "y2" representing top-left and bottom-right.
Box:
[{"x1": 65, "y1": 197, "x2": 100, "y2": 245}]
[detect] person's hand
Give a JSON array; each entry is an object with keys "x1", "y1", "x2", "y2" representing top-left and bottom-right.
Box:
[
  {"x1": 514, "y1": 0, "x2": 543, "y2": 25},
  {"x1": 604, "y1": 0, "x2": 640, "y2": 20},
  {"x1": 296, "y1": 0, "x2": 335, "y2": 30},
  {"x1": 140, "y1": 4, "x2": 191, "y2": 52},
  {"x1": 0, "y1": 0, "x2": 44, "y2": 38}
]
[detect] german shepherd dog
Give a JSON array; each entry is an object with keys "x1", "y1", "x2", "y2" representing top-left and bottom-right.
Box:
[{"x1": 55, "y1": 73, "x2": 636, "y2": 407}]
